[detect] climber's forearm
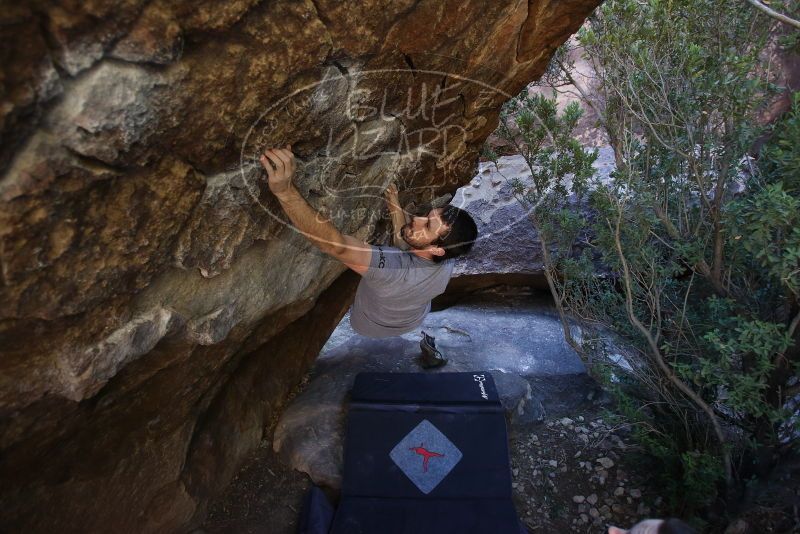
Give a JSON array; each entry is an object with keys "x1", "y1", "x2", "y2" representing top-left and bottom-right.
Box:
[
  {"x1": 274, "y1": 185, "x2": 346, "y2": 255},
  {"x1": 389, "y1": 204, "x2": 408, "y2": 248},
  {"x1": 389, "y1": 203, "x2": 409, "y2": 229}
]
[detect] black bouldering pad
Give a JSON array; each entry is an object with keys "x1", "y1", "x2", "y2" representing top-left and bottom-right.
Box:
[{"x1": 298, "y1": 372, "x2": 527, "y2": 534}]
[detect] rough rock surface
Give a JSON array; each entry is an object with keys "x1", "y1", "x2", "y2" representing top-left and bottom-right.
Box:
[
  {"x1": 0, "y1": 1, "x2": 601, "y2": 532},
  {"x1": 435, "y1": 147, "x2": 615, "y2": 305},
  {"x1": 273, "y1": 293, "x2": 587, "y2": 488}
]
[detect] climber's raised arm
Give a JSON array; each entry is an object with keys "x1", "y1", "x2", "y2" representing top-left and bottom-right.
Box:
[
  {"x1": 261, "y1": 146, "x2": 372, "y2": 275},
  {"x1": 385, "y1": 182, "x2": 410, "y2": 250}
]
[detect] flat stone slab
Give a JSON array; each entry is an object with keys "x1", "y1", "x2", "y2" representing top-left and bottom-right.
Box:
[{"x1": 273, "y1": 294, "x2": 587, "y2": 488}]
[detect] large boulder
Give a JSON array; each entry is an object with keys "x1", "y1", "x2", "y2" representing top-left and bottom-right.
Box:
[
  {"x1": 434, "y1": 147, "x2": 616, "y2": 307},
  {"x1": 0, "y1": 1, "x2": 601, "y2": 532}
]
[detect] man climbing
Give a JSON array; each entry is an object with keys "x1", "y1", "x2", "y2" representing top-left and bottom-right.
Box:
[{"x1": 260, "y1": 145, "x2": 478, "y2": 368}]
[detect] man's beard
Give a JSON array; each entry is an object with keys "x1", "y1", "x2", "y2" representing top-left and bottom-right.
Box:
[{"x1": 400, "y1": 223, "x2": 425, "y2": 250}]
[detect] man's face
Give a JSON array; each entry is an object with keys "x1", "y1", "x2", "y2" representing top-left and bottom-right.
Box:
[{"x1": 401, "y1": 207, "x2": 451, "y2": 249}]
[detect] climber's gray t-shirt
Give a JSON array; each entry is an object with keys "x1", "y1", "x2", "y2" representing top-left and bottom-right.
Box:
[{"x1": 350, "y1": 245, "x2": 455, "y2": 338}]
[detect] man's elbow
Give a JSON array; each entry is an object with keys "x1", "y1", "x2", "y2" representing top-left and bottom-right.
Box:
[{"x1": 314, "y1": 234, "x2": 347, "y2": 259}]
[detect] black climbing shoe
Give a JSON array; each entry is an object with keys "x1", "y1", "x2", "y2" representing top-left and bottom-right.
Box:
[{"x1": 419, "y1": 330, "x2": 448, "y2": 369}]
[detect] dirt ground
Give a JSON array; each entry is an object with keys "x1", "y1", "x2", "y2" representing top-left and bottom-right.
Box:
[
  {"x1": 198, "y1": 372, "x2": 672, "y2": 534},
  {"x1": 198, "y1": 435, "x2": 312, "y2": 534},
  {"x1": 194, "y1": 379, "x2": 800, "y2": 534},
  {"x1": 508, "y1": 406, "x2": 667, "y2": 532}
]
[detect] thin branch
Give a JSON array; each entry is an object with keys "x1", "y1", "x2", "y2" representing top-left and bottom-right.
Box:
[
  {"x1": 745, "y1": 0, "x2": 800, "y2": 29},
  {"x1": 789, "y1": 307, "x2": 800, "y2": 339},
  {"x1": 555, "y1": 58, "x2": 606, "y2": 129},
  {"x1": 612, "y1": 202, "x2": 733, "y2": 486}
]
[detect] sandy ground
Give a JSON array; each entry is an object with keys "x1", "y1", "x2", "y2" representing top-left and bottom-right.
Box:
[{"x1": 199, "y1": 373, "x2": 669, "y2": 534}]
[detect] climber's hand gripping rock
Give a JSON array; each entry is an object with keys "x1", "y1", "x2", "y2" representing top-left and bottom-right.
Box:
[{"x1": 260, "y1": 145, "x2": 295, "y2": 197}]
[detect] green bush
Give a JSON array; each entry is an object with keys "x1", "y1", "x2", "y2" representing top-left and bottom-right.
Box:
[{"x1": 493, "y1": 0, "x2": 800, "y2": 525}]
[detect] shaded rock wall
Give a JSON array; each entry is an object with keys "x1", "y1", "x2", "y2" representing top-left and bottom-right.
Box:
[{"x1": 0, "y1": 0, "x2": 601, "y2": 531}]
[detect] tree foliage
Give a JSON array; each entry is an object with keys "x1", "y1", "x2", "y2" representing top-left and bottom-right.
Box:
[{"x1": 490, "y1": 0, "x2": 800, "y2": 525}]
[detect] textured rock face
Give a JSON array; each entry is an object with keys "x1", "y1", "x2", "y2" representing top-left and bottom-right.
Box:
[
  {"x1": 0, "y1": 1, "x2": 601, "y2": 531},
  {"x1": 432, "y1": 148, "x2": 615, "y2": 307}
]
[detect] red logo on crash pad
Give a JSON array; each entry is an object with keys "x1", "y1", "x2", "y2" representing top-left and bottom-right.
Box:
[{"x1": 409, "y1": 444, "x2": 444, "y2": 473}]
